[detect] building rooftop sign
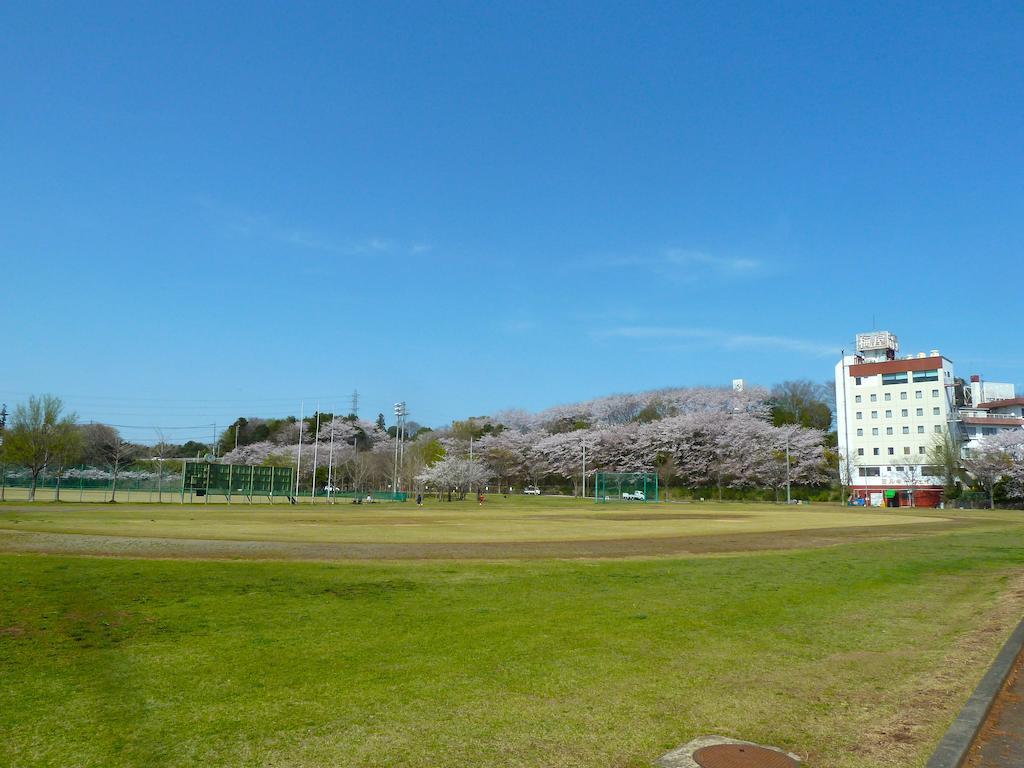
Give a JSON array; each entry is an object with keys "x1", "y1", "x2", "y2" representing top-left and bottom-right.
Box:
[{"x1": 856, "y1": 331, "x2": 899, "y2": 353}]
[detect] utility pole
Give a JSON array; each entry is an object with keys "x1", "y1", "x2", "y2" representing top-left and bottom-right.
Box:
[
  {"x1": 840, "y1": 348, "x2": 851, "y2": 505},
  {"x1": 0, "y1": 403, "x2": 7, "y2": 502},
  {"x1": 582, "y1": 441, "x2": 587, "y2": 498},
  {"x1": 785, "y1": 433, "x2": 792, "y2": 505}
]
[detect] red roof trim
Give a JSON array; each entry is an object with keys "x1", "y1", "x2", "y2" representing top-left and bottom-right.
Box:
[
  {"x1": 976, "y1": 397, "x2": 1024, "y2": 410},
  {"x1": 962, "y1": 416, "x2": 1024, "y2": 426},
  {"x1": 848, "y1": 356, "x2": 946, "y2": 377}
]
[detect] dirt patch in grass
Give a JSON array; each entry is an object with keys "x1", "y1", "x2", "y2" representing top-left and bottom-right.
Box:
[
  {"x1": 527, "y1": 513, "x2": 752, "y2": 522},
  {"x1": 856, "y1": 570, "x2": 1024, "y2": 765},
  {"x1": 0, "y1": 517, "x2": 983, "y2": 561}
]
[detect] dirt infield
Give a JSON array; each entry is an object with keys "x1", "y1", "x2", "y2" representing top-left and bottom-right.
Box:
[{"x1": 0, "y1": 516, "x2": 984, "y2": 560}]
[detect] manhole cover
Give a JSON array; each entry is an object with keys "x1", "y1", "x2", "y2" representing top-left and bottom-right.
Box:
[{"x1": 693, "y1": 743, "x2": 798, "y2": 768}]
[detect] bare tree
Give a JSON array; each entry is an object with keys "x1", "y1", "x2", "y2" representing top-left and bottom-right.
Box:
[
  {"x1": 82, "y1": 424, "x2": 137, "y2": 502},
  {"x1": 0, "y1": 395, "x2": 77, "y2": 501}
]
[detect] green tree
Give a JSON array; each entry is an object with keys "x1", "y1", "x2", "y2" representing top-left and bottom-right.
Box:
[
  {"x1": 0, "y1": 395, "x2": 78, "y2": 501},
  {"x1": 927, "y1": 430, "x2": 963, "y2": 496},
  {"x1": 50, "y1": 422, "x2": 83, "y2": 501},
  {"x1": 770, "y1": 380, "x2": 833, "y2": 431},
  {"x1": 180, "y1": 440, "x2": 210, "y2": 458}
]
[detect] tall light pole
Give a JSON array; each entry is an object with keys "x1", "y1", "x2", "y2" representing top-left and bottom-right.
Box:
[
  {"x1": 327, "y1": 408, "x2": 336, "y2": 504},
  {"x1": 310, "y1": 404, "x2": 321, "y2": 500},
  {"x1": 392, "y1": 401, "x2": 406, "y2": 494}
]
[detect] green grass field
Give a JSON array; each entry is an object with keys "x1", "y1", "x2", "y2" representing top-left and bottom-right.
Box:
[{"x1": 2, "y1": 497, "x2": 1023, "y2": 767}]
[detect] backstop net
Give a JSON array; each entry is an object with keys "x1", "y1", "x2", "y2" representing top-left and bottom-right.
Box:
[
  {"x1": 594, "y1": 472, "x2": 658, "y2": 503},
  {"x1": 182, "y1": 461, "x2": 294, "y2": 502}
]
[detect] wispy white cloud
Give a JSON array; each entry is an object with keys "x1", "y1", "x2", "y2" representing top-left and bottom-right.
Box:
[
  {"x1": 597, "y1": 326, "x2": 839, "y2": 357},
  {"x1": 602, "y1": 248, "x2": 764, "y2": 281},
  {"x1": 198, "y1": 197, "x2": 430, "y2": 257}
]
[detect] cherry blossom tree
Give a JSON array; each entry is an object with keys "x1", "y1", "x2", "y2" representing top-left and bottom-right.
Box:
[{"x1": 963, "y1": 430, "x2": 1024, "y2": 508}]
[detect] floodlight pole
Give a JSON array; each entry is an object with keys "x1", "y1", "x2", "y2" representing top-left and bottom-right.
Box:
[
  {"x1": 392, "y1": 402, "x2": 403, "y2": 494},
  {"x1": 311, "y1": 404, "x2": 321, "y2": 500},
  {"x1": 327, "y1": 409, "x2": 336, "y2": 504},
  {"x1": 295, "y1": 401, "x2": 304, "y2": 498}
]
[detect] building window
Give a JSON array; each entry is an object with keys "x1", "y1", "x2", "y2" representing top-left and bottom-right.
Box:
[
  {"x1": 919, "y1": 446, "x2": 927, "y2": 454},
  {"x1": 916, "y1": 408, "x2": 924, "y2": 416},
  {"x1": 904, "y1": 447, "x2": 911, "y2": 455},
  {"x1": 884, "y1": 392, "x2": 892, "y2": 401},
  {"x1": 872, "y1": 428, "x2": 879, "y2": 436},
  {"x1": 901, "y1": 409, "x2": 909, "y2": 417},
  {"x1": 856, "y1": 411, "x2": 863, "y2": 420},
  {"x1": 885, "y1": 409, "x2": 892, "y2": 418},
  {"x1": 855, "y1": 377, "x2": 862, "y2": 385},
  {"x1": 873, "y1": 448, "x2": 880, "y2": 456},
  {"x1": 870, "y1": 394, "x2": 877, "y2": 402},
  {"x1": 871, "y1": 411, "x2": 878, "y2": 419},
  {"x1": 932, "y1": 389, "x2": 940, "y2": 397},
  {"x1": 855, "y1": 395, "x2": 862, "y2": 403},
  {"x1": 858, "y1": 467, "x2": 880, "y2": 477},
  {"x1": 934, "y1": 425, "x2": 942, "y2": 433},
  {"x1": 857, "y1": 448, "x2": 865, "y2": 456},
  {"x1": 917, "y1": 425, "x2": 925, "y2": 433},
  {"x1": 983, "y1": 427, "x2": 997, "y2": 436},
  {"x1": 856, "y1": 428, "x2": 863, "y2": 436},
  {"x1": 887, "y1": 447, "x2": 895, "y2": 455},
  {"x1": 913, "y1": 370, "x2": 939, "y2": 382},
  {"x1": 902, "y1": 426, "x2": 910, "y2": 434},
  {"x1": 915, "y1": 390, "x2": 923, "y2": 399},
  {"x1": 886, "y1": 427, "x2": 893, "y2": 435},
  {"x1": 933, "y1": 407, "x2": 940, "y2": 415},
  {"x1": 883, "y1": 372, "x2": 908, "y2": 385},
  {"x1": 901, "y1": 392, "x2": 908, "y2": 400}
]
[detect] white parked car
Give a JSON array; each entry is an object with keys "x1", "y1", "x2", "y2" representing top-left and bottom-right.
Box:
[
  {"x1": 621, "y1": 490, "x2": 645, "y2": 501},
  {"x1": 523, "y1": 486, "x2": 541, "y2": 495}
]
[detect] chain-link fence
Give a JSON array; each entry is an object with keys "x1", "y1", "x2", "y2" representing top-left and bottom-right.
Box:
[{"x1": 0, "y1": 463, "x2": 407, "y2": 504}]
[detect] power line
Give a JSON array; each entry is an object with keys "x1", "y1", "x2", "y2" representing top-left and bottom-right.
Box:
[{"x1": 102, "y1": 423, "x2": 217, "y2": 430}]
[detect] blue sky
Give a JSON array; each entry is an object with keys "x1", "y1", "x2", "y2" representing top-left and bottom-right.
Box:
[{"x1": 2, "y1": 2, "x2": 1022, "y2": 443}]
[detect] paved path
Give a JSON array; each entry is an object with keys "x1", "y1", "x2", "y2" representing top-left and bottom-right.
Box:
[{"x1": 967, "y1": 648, "x2": 1024, "y2": 767}]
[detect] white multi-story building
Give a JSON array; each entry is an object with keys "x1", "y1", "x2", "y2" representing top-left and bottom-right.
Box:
[
  {"x1": 835, "y1": 331, "x2": 1023, "y2": 507},
  {"x1": 835, "y1": 332, "x2": 954, "y2": 507}
]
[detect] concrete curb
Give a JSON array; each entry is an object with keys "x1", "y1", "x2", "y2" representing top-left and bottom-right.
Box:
[{"x1": 926, "y1": 618, "x2": 1024, "y2": 768}]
